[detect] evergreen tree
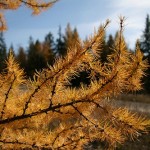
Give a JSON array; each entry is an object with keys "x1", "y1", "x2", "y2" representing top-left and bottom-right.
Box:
[
  {"x1": 0, "y1": 32, "x2": 7, "y2": 72},
  {"x1": 56, "y1": 24, "x2": 80, "y2": 57},
  {"x1": 26, "y1": 34, "x2": 55, "y2": 77},
  {"x1": 103, "y1": 34, "x2": 115, "y2": 62},
  {"x1": 43, "y1": 32, "x2": 55, "y2": 65},
  {"x1": 16, "y1": 46, "x2": 27, "y2": 72},
  {"x1": 140, "y1": 14, "x2": 150, "y2": 93},
  {"x1": 140, "y1": 14, "x2": 150, "y2": 56},
  {"x1": 107, "y1": 34, "x2": 115, "y2": 51},
  {"x1": 27, "y1": 38, "x2": 46, "y2": 77},
  {"x1": 55, "y1": 26, "x2": 66, "y2": 56}
]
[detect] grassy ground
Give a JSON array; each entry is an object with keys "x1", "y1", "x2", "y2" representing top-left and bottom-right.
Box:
[{"x1": 114, "y1": 94, "x2": 150, "y2": 103}]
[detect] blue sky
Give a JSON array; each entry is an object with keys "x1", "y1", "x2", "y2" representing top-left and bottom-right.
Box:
[{"x1": 3, "y1": 0, "x2": 150, "y2": 52}]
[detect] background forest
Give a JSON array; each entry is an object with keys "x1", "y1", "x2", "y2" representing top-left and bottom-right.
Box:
[{"x1": 0, "y1": 15, "x2": 150, "y2": 93}]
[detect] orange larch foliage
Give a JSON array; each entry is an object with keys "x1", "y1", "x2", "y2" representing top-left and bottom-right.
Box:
[
  {"x1": 0, "y1": 0, "x2": 58, "y2": 30},
  {"x1": 0, "y1": 1, "x2": 149, "y2": 149}
]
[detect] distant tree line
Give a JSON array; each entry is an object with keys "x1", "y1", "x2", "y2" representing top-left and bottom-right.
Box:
[{"x1": 0, "y1": 17, "x2": 150, "y2": 93}]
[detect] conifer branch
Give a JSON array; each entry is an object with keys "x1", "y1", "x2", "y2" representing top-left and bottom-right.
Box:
[
  {"x1": 52, "y1": 125, "x2": 83, "y2": 146},
  {"x1": 0, "y1": 0, "x2": 58, "y2": 30},
  {"x1": 49, "y1": 77, "x2": 59, "y2": 108},
  {"x1": 0, "y1": 99, "x2": 94, "y2": 125},
  {"x1": 72, "y1": 104, "x2": 98, "y2": 128},
  {"x1": 0, "y1": 139, "x2": 53, "y2": 149},
  {"x1": 22, "y1": 22, "x2": 109, "y2": 115},
  {"x1": 20, "y1": 0, "x2": 58, "y2": 8},
  {"x1": 0, "y1": 17, "x2": 149, "y2": 149},
  {"x1": 0, "y1": 74, "x2": 16, "y2": 119}
]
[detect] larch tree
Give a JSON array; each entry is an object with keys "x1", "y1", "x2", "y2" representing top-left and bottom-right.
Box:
[
  {"x1": 0, "y1": 1, "x2": 150, "y2": 150},
  {"x1": 63, "y1": 24, "x2": 80, "y2": 56}
]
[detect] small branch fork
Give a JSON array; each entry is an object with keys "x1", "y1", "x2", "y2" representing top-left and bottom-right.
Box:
[
  {"x1": 0, "y1": 90, "x2": 112, "y2": 125},
  {"x1": 0, "y1": 66, "x2": 117, "y2": 125},
  {"x1": 0, "y1": 100, "x2": 97, "y2": 125},
  {"x1": 52, "y1": 125, "x2": 83, "y2": 146},
  {"x1": 72, "y1": 104, "x2": 98, "y2": 127},
  {"x1": 21, "y1": 21, "x2": 109, "y2": 115}
]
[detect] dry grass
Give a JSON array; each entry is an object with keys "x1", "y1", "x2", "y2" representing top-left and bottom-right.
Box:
[{"x1": 114, "y1": 94, "x2": 150, "y2": 103}]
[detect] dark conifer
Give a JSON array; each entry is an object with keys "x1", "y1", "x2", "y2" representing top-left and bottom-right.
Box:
[{"x1": 0, "y1": 32, "x2": 7, "y2": 72}]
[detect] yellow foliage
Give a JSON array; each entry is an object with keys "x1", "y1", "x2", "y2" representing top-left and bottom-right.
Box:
[
  {"x1": 0, "y1": 2, "x2": 149, "y2": 150},
  {"x1": 0, "y1": 17, "x2": 149, "y2": 150},
  {"x1": 0, "y1": 0, "x2": 58, "y2": 30}
]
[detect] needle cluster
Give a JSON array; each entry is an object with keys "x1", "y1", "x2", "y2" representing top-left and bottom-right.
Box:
[{"x1": 0, "y1": 17, "x2": 149, "y2": 150}]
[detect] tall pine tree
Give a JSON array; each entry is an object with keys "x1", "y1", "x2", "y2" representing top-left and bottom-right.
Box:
[
  {"x1": 140, "y1": 14, "x2": 150, "y2": 93},
  {"x1": 16, "y1": 46, "x2": 27, "y2": 72},
  {"x1": 140, "y1": 14, "x2": 150, "y2": 56},
  {"x1": 55, "y1": 26, "x2": 66, "y2": 56},
  {"x1": 0, "y1": 32, "x2": 7, "y2": 72},
  {"x1": 27, "y1": 38, "x2": 46, "y2": 77},
  {"x1": 43, "y1": 32, "x2": 55, "y2": 65}
]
